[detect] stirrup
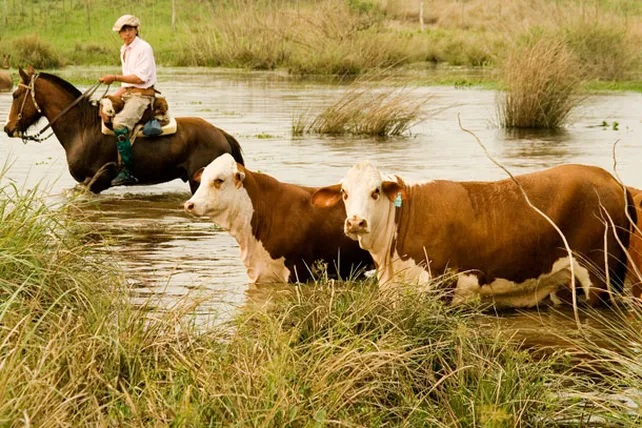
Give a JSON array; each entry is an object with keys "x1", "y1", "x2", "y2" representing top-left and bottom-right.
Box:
[{"x1": 111, "y1": 169, "x2": 138, "y2": 187}]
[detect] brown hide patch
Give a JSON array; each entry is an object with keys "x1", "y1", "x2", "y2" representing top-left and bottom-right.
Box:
[
  {"x1": 391, "y1": 165, "x2": 631, "y2": 302},
  {"x1": 241, "y1": 169, "x2": 372, "y2": 282}
]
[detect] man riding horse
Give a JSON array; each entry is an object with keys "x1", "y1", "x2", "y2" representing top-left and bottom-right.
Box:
[{"x1": 99, "y1": 14, "x2": 157, "y2": 187}]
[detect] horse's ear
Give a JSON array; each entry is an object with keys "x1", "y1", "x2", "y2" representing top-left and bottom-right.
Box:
[
  {"x1": 26, "y1": 65, "x2": 35, "y2": 75},
  {"x1": 19, "y1": 67, "x2": 29, "y2": 83}
]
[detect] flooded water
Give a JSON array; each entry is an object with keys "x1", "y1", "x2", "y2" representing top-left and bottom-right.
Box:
[{"x1": 2, "y1": 66, "x2": 642, "y2": 326}]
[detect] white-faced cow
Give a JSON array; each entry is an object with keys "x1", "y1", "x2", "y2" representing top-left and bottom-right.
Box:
[
  {"x1": 183, "y1": 154, "x2": 373, "y2": 284},
  {"x1": 311, "y1": 161, "x2": 636, "y2": 308}
]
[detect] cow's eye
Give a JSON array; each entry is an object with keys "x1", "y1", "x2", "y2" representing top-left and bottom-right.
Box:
[
  {"x1": 213, "y1": 178, "x2": 224, "y2": 188},
  {"x1": 371, "y1": 188, "x2": 380, "y2": 200},
  {"x1": 341, "y1": 188, "x2": 348, "y2": 200}
]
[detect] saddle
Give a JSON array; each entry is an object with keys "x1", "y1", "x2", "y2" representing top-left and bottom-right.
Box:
[{"x1": 99, "y1": 94, "x2": 177, "y2": 137}]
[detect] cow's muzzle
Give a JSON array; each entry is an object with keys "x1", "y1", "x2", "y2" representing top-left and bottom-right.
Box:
[
  {"x1": 345, "y1": 216, "x2": 368, "y2": 236},
  {"x1": 184, "y1": 200, "x2": 196, "y2": 214}
]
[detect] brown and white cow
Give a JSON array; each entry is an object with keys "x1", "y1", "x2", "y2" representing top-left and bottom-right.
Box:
[
  {"x1": 311, "y1": 161, "x2": 636, "y2": 308},
  {"x1": 183, "y1": 154, "x2": 374, "y2": 284}
]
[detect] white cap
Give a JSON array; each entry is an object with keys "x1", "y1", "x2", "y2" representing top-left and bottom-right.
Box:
[{"x1": 112, "y1": 14, "x2": 140, "y2": 32}]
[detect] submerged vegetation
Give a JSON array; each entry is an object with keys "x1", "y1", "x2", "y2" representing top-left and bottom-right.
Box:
[{"x1": 1, "y1": 168, "x2": 642, "y2": 425}]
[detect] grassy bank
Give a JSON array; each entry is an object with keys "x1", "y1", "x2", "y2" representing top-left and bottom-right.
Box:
[
  {"x1": 2, "y1": 169, "x2": 642, "y2": 425},
  {"x1": 0, "y1": 0, "x2": 640, "y2": 84}
]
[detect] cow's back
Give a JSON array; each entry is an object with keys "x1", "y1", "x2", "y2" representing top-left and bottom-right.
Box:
[
  {"x1": 394, "y1": 164, "x2": 632, "y2": 304},
  {"x1": 246, "y1": 173, "x2": 373, "y2": 282}
]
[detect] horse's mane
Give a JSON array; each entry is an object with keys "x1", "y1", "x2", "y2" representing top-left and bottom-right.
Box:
[
  {"x1": 39, "y1": 72, "x2": 82, "y2": 97},
  {"x1": 38, "y1": 72, "x2": 102, "y2": 127}
]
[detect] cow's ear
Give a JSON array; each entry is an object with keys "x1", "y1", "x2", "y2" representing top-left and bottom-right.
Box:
[
  {"x1": 192, "y1": 167, "x2": 204, "y2": 183},
  {"x1": 382, "y1": 181, "x2": 407, "y2": 203},
  {"x1": 234, "y1": 172, "x2": 245, "y2": 188},
  {"x1": 311, "y1": 184, "x2": 342, "y2": 207},
  {"x1": 234, "y1": 164, "x2": 246, "y2": 189}
]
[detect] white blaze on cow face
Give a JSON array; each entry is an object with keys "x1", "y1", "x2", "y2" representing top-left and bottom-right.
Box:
[
  {"x1": 184, "y1": 154, "x2": 290, "y2": 283},
  {"x1": 100, "y1": 98, "x2": 117, "y2": 116},
  {"x1": 340, "y1": 161, "x2": 401, "y2": 250},
  {"x1": 184, "y1": 154, "x2": 246, "y2": 219}
]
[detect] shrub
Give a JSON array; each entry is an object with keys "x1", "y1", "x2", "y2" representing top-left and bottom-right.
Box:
[
  {"x1": 562, "y1": 17, "x2": 639, "y2": 81},
  {"x1": 498, "y1": 37, "x2": 582, "y2": 129},
  {"x1": 11, "y1": 34, "x2": 64, "y2": 69},
  {"x1": 295, "y1": 78, "x2": 430, "y2": 136}
]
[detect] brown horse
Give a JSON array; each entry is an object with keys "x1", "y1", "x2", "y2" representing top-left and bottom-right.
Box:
[{"x1": 3, "y1": 66, "x2": 244, "y2": 193}]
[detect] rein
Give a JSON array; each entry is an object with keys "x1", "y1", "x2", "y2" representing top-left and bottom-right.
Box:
[{"x1": 17, "y1": 74, "x2": 108, "y2": 143}]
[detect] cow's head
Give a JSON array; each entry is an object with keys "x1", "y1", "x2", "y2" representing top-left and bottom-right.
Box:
[
  {"x1": 312, "y1": 161, "x2": 407, "y2": 246},
  {"x1": 184, "y1": 153, "x2": 247, "y2": 218},
  {"x1": 152, "y1": 96, "x2": 170, "y2": 124},
  {"x1": 98, "y1": 95, "x2": 125, "y2": 124}
]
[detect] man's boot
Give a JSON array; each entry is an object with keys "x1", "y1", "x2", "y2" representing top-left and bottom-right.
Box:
[{"x1": 111, "y1": 128, "x2": 138, "y2": 186}]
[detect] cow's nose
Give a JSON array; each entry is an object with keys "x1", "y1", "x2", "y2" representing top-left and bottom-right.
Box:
[
  {"x1": 184, "y1": 201, "x2": 195, "y2": 212},
  {"x1": 345, "y1": 217, "x2": 367, "y2": 233}
]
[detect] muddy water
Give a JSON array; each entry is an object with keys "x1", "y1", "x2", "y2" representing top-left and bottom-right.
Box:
[{"x1": 2, "y1": 67, "x2": 642, "y2": 326}]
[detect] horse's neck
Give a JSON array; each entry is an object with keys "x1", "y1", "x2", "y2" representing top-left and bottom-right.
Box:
[{"x1": 37, "y1": 81, "x2": 98, "y2": 144}]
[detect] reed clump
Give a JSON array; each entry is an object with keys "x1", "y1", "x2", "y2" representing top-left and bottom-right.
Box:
[
  {"x1": 10, "y1": 34, "x2": 63, "y2": 69},
  {"x1": 294, "y1": 80, "x2": 430, "y2": 136},
  {"x1": 525, "y1": 303, "x2": 642, "y2": 426},
  {"x1": 497, "y1": 37, "x2": 582, "y2": 129}
]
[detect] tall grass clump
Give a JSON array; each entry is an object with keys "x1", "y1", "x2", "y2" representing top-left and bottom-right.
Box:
[
  {"x1": 210, "y1": 283, "x2": 565, "y2": 426},
  {"x1": 529, "y1": 303, "x2": 642, "y2": 427},
  {"x1": 294, "y1": 80, "x2": 430, "y2": 136},
  {"x1": 498, "y1": 37, "x2": 582, "y2": 129},
  {"x1": 10, "y1": 34, "x2": 64, "y2": 69}
]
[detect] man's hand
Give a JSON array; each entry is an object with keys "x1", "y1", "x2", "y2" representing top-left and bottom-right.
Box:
[{"x1": 99, "y1": 74, "x2": 118, "y2": 84}]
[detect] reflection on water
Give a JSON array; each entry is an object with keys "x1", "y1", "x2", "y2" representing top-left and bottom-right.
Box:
[
  {"x1": 490, "y1": 304, "x2": 642, "y2": 362},
  {"x1": 70, "y1": 190, "x2": 249, "y2": 321},
  {"x1": 2, "y1": 66, "x2": 642, "y2": 340}
]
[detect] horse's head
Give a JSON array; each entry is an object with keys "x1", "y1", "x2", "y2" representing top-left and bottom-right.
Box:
[{"x1": 4, "y1": 66, "x2": 44, "y2": 138}]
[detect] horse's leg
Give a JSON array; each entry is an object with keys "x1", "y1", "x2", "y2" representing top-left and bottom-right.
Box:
[{"x1": 87, "y1": 162, "x2": 119, "y2": 193}]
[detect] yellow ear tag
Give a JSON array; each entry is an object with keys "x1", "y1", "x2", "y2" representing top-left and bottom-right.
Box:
[{"x1": 394, "y1": 192, "x2": 402, "y2": 208}]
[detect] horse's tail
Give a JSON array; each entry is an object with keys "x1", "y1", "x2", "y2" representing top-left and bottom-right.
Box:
[{"x1": 223, "y1": 130, "x2": 244, "y2": 166}]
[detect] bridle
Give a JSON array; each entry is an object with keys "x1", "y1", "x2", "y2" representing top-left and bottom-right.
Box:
[{"x1": 15, "y1": 73, "x2": 108, "y2": 143}]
